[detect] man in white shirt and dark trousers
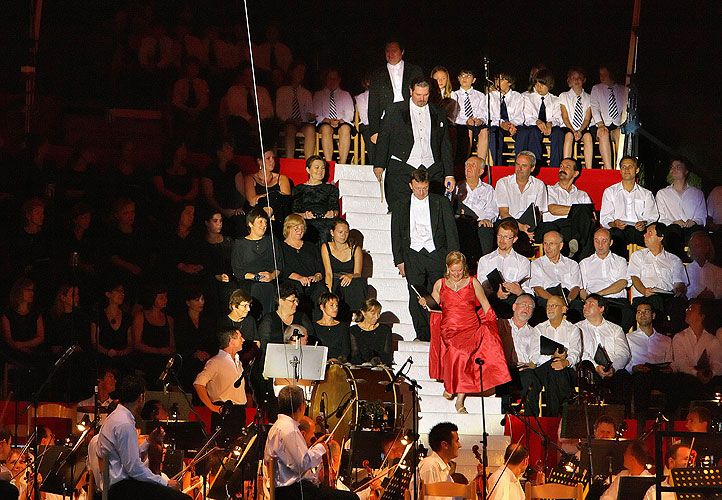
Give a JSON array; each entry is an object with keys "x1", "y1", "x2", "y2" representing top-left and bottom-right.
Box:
[
  {"x1": 516, "y1": 69, "x2": 564, "y2": 168},
  {"x1": 487, "y1": 444, "x2": 529, "y2": 500},
  {"x1": 264, "y1": 385, "x2": 358, "y2": 500},
  {"x1": 276, "y1": 62, "x2": 316, "y2": 159},
  {"x1": 451, "y1": 68, "x2": 489, "y2": 166},
  {"x1": 540, "y1": 158, "x2": 596, "y2": 261},
  {"x1": 355, "y1": 73, "x2": 373, "y2": 163},
  {"x1": 313, "y1": 69, "x2": 356, "y2": 164},
  {"x1": 97, "y1": 375, "x2": 188, "y2": 500},
  {"x1": 655, "y1": 157, "x2": 707, "y2": 258},
  {"x1": 453, "y1": 156, "x2": 497, "y2": 259},
  {"x1": 495, "y1": 294, "x2": 536, "y2": 410},
  {"x1": 600, "y1": 155, "x2": 659, "y2": 257},
  {"x1": 418, "y1": 422, "x2": 479, "y2": 497},
  {"x1": 194, "y1": 327, "x2": 247, "y2": 437},
  {"x1": 559, "y1": 68, "x2": 595, "y2": 169},
  {"x1": 488, "y1": 72, "x2": 525, "y2": 166},
  {"x1": 590, "y1": 65, "x2": 625, "y2": 170}
]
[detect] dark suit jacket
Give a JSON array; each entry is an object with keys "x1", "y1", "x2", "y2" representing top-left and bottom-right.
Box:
[
  {"x1": 390, "y1": 193, "x2": 459, "y2": 267},
  {"x1": 368, "y1": 62, "x2": 424, "y2": 136},
  {"x1": 374, "y1": 100, "x2": 453, "y2": 179}
]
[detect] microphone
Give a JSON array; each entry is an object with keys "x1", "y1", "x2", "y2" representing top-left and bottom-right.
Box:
[
  {"x1": 320, "y1": 393, "x2": 326, "y2": 417},
  {"x1": 54, "y1": 345, "x2": 78, "y2": 367},
  {"x1": 386, "y1": 356, "x2": 413, "y2": 392},
  {"x1": 334, "y1": 397, "x2": 352, "y2": 418},
  {"x1": 156, "y1": 356, "x2": 175, "y2": 386}
]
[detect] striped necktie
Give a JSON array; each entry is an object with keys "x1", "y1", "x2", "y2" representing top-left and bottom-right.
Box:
[
  {"x1": 464, "y1": 91, "x2": 473, "y2": 119},
  {"x1": 329, "y1": 90, "x2": 337, "y2": 119},
  {"x1": 608, "y1": 86, "x2": 619, "y2": 120},
  {"x1": 291, "y1": 87, "x2": 301, "y2": 120},
  {"x1": 572, "y1": 94, "x2": 584, "y2": 130},
  {"x1": 538, "y1": 96, "x2": 546, "y2": 123}
]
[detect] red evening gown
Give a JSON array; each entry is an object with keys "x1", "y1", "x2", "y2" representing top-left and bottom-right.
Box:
[{"x1": 428, "y1": 279, "x2": 510, "y2": 394}]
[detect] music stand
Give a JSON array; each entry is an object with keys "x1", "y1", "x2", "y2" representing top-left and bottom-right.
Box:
[
  {"x1": 262, "y1": 344, "x2": 328, "y2": 383},
  {"x1": 561, "y1": 404, "x2": 625, "y2": 439},
  {"x1": 670, "y1": 467, "x2": 722, "y2": 499},
  {"x1": 160, "y1": 420, "x2": 206, "y2": 451},
  {"x1": 143, "y1": 390, "x2": 194, "y2": 420},
  {"x1": 579, "y1": 439, "x2": 629, "y2": 477},
  {"x1": 208, "y1": 431, "x2": 260, "y2": 499},
  {"x1": 618, "y1": 476, "x2": 656, "y2": 500}
]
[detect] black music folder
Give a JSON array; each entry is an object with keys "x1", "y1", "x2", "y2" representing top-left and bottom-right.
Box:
[
  {"x1": 486, "y1": 269, "x2": 504, "y2": 291},
  {"x1": 518, "y1": 203, "x2": 538, "y2": 231},
  {"x1": 411, "y1": 284, "x2": 442, "y2": 313},
  {"x1": 549, "y1": 283, "x2": 569, "y2": 306},
  {"x1": 594, "y1": 344, "x2": 613, "y2": 371},
  {"x1": 540, "y1": 335, "x2": 566, "y2": 356}
]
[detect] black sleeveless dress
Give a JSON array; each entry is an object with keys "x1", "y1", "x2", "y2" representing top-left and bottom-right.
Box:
[{"x1": 325, "y1": 243, "x2": 367, "y2": 316}]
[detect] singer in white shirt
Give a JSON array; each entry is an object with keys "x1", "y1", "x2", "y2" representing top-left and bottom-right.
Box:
[
  {"x1": 559, "y1": 68, "x2": 595, "y2": 169},
  {"x1": 313, "y1": 69, "x2": 355, "y2": 164},
  {"x1": 516, "y1": 69, "x2": 564, "y2": 167},
  {"x1": 488, "y1": 72, "x2": 525, "y2": 166},
  {"x1": 590, "y1": 65, "x2": 625, "y2": 169},
  {"x1": 454, "y1": 156, "x2": 497, "y2": 255},
  {"x1": 451, "y1": 69, "x2": 489, "y2": 164}
]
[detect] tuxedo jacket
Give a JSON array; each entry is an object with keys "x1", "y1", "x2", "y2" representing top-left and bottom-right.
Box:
[
  {"x1": 368, "y1": 62, "x2": 424, "y2": 136},
  {"x1": 374, "y1": 100, "x2": 453, "y2": 179},
  {"x1": 390, "y1": 193, "x2": 459, "y2": 267}
]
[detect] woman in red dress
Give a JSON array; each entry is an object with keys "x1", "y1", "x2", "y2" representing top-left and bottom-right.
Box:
[{"x1": 420, "y1": 251, "x2": 511, "y2": 413}]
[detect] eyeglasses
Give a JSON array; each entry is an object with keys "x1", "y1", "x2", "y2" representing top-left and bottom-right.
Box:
[
  {"x1": 283, "y1": 297, "x2": 299, "y2": 304},
  {"x1": 547, "y1": 304, "x2": 564, "y2": 309},
  {"x1": 498, "y1": 235, "x2": 515, "y2": 240}
]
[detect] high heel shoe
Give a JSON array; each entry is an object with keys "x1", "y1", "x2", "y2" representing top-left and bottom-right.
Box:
[
  {"x1": 443, "y1": 390, "x2": 454, "y2": 400},
  {"x1": 455, "y1": 395, "x2": 468, "y2": 414}
]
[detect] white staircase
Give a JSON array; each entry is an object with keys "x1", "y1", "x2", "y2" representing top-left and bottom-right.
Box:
[{"x1": 334, "y1": 164, "x2": 509, "y2": 481}]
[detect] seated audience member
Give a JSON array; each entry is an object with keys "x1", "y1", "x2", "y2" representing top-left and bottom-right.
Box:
[
  {"x1": 642, "y1": 443, "x2": 691, "y2": 500},
  {"x1": 91, "y1": 281, "x2": 133, "y2": 365},
  {"x1": 321, "y1": 218, "x2": 367, "y2": 319},
  {"x1": 529, "y1": 231, "x2": 583, "y2": 323},
  {"x1": 540, "y1": 157, "x2": 595, "y2": 260},
  {"x1": 655, "y1": 157, "x2": 707, "y2": 258},
  {"x1": 203, "y1": 209, "x2": 236, "y2": 317},
  {"x1": 77, "y1": 367, "x2": 117, "y2": 410},
  {"x1": 58, "y1": 145, "x2": 101, "y2": 208},
  {"x1": 231, "y1": 208, "x2": 282, "y2": 318},
  {"x1": 590, "y1": 65, "x2": 625, "y2": 170},
  {"x1": 45, "y1": 283, "x2": 90, "y2": 354},
  {"x1": 579, "y1": 228, "x2": 633, "y2": 332},
  {"x1": 161, "y1": 203, "x2": 206, "y2": 308},
  {"x1": 355, "y1": 72, "x2": 374, "y2": 163},
  {"x1": 578, "y1": 294, "x2": 631, "y2": 413},
  {"x1": 279, "y1": 214, "x2": 325, "y2": 317},
  {"x1": 313, "y1": 292, "x2": 351, "y2": 362},
  {"x1": 495, "y1": 151, "x2": 548, "y2": 255},
  {"x1": 477, "y1": 221, "x2": 531, "y2": 318},
  {"x1": 708, "y1": 185, "x2": 722, "y2": 232},
  {"x1": 201, "y1": 138, "x2": 246, "y2": 238},
  {"x1": 174, "y1": 285, "x2": 215, "y2": 389},
  {"x1": 291, "y1": 155, "x2": 340, "y2": 243},
  {"x1": 600, "y1": 155, "x2": 659, "y2": 257},
  {"x1": 670, "y1": 300, "x2": 722, "y2": 405},
  {"x1": 487, "y1": 443, "x2": 529, "y2": 500},
  {"x1": 151, "y1": 141, "x2": 199, "y2": 210},
  {"x1": 628, "y1": 222, "x2": 688, "y2": 333},
  {"x1": 219, "y1": 288, "x2": 258, "y2": 345},
  {"x1": 625, "y1": 302, "x2": 674, "y2": 417},
  {"x1": 686, "y1": 231, "x2": 722, "y2": 299},
  {"x1": 170, "y1": 58, "x2": 210, "y2": 146},
  {"x1": 600, "y1": 441, "x2": 652, "y2": 500},
  {"x1": 12, "y1": 198, "x2": 51, "y2": 299},
  {"x1": 593, "y1": 414, "x2": 617, "y2": 439},
  {"x1": 314, "y1": 69, "x2": 355, "y2": 164},
  {"x1": 254, "y1": 23, "x2": 293, "y2": 86},
  {"x1": 132, "y1": 284, "x2": 176, "y2": 386},
  {"x1": 258, "y1": 285, "x2": 313, "y2": 351},
  {"x1": 525, "y1": 295, "x2": 582, "y2": 416},
  {"x1": 276, "y1": 62, "x2": 316, "y2": 159},
  {"x1": 430, "y1": 66, "x2": 456, "y2": 121},
  {"x1": 488, "y1": 72, "x2": 525, "y2": 166},
  {"x1": 516, "y1": 69, "x2": 564, "y2": 167},
  {"x1": 559, "y1": 68, "x2": 594, "y2": 169},
  {"x1": 496, "y1": 294, "x2": 536, "y2": 407},
  {"x1": 349, "y1": 298, "x2": 392, "y2": 367},
  {"x1": 244, "y1": 148, "x2": 291, "y2": 224},
  {"x1": 453, "y1": 156, "x2": 497, "y2": 258},
  {"x1": 451, "y1": 68, "x2": 489, "y2": 164}
]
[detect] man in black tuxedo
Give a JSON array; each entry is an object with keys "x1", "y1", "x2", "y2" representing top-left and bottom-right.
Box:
[
  {"x1": 367, "y1": 40, "x2": 424, "y2": 145},
  {"x1": 374, "y1": 77, "x2": 455, "y2": 211},
  {"x1": 391, "y1": 168, "x2": 459, "y2": 341}
]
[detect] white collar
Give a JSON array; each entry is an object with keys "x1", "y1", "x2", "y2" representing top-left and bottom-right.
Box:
[{"x1": 411, "y1": 103, "x2": 428, "y2": 113}]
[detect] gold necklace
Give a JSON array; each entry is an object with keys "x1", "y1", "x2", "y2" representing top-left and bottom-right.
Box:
[{"x1": 450, "y1": 278, "x2": 464, "y2": 291}]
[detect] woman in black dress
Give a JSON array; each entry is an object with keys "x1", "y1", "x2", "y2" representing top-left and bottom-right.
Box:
[
  {"x1": 201, "y1": 138, "x2": 246, "y2": 237},
  {"x1": 231, "y1": 208, "x2": 282, "y2": 318},
  {"x1": 243, "y1": 148, "x2": 291, "y2": 226},
  {"x1": 173, "y1": 285, "x2": 215, "y2": 389},
  {"x1": 349, "y1": 298, "x2": 392, "y2": 367},
  {"x1": 203, "y1": 209, "x2": 236, "y2": 318},
  {"x1": 291, "y1": 155, "x2": 339, "y2": 242},
  {"x1": 219, "y1": 288, "x2": 260, "y2": 388},
  {"x1": 132, "y1": 284, "x2": 176, "y2": 386},
  {"x1": 91, "y1": 281, "x2": 133, "y2": 368},
  {"x1": 1, "y1": 277, "x2": 44, "y2": 357},
  {"x1": 280, "y1": 214, "x2": 325, "y2": 319},
  {"x1": 313, "y1": 292, "x2": 350, "y2": 362},
  {"x1": 151, "y1": 141, "x2": 199, "y2": 208},
  {"x1": 321, "y1": 218, "x2": 367, "y2": 319}
]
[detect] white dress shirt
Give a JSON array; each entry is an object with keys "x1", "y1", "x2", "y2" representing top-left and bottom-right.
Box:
[
  {"x1": 488, "y1": 90, "x2": 525, "y2": 127},
  {"x1": 275, "y1": 85, "x2": 314, "y2": 123},
  {"x1": 451, "y1": 87, "x2": 488, "y2": 125},
  {"x1": 578, "y1": 318, "x2": 631, "y2": 371},
  {"x1": 590, "y1": 83, "x2": 625, "y2": 127},
  {"x1": 171, "y1": 77, "x2": 210, "y2": 111},
  {"x1": 686, "y1": 260, "x2": 722, "y2": 299},
  {"x1": 643, "y1": 478, "x2": 674, "y2": 500},
  {"x1": 495, "y1": 174, "x2": 548, "y2": 219},
  {"x1": 254, "y1": 42, "x2": 292, "y2": 72},
  {"x1": 707, "y1": 186, "x2": 722, "y2": 224},
  {"x1": 455, "y1": 180, "x2": 498, "y2": 222},
  {"x1": 313, "y1": 88, "x2": 355, "y2": 124},
  {"x1": 194, "y1": 349, "x2": 247, "y2": 405},
  {"x1": 523, "y1": 90, "x2": 562, "y2": 127},
  {"x1": 671, "y1": 328, "x2": 722, "y2": 377},
  {"x1": 601, "y1": 469, "x2": 652, "y2": 500},
  {"x1": 87, "y1": 434, "x2": 103, "y2": 493},
  {"x1": 387, "y1": 61, "x2": 405, "y2": 103},
  {"x1": 212, "y1": 39, "x2": 245, "y2": 69},
  {"x1": 625, "y1": 329, "x2": 672, "y2": 373},
  {"x1": 508, "y1": 318, "x2": 536, "y2": 364},
  {"x1": 627, "y1": 248, "x2": 688, "y2": 298},
  {"x1": 407, "y1": 103, "x2": 435, "y2": 168},
  {"x1": 97, "y1": 405, "x2": 167, "y2": 488},
  {"x1": 544, "y1": 183, "x2": 593, "y2": 222},
  {"x1": 529, "y1": 255, "x2": 582, "y2": 292},
  {"x1": 410, "y1": 195, "x2": 435, "y2": 253},
  {"x1": 264, "y1": 413, "x2": 327, "y2": 487},
  {"x1": 531, "y1": 319, "x2": 583, "y2": 366},
  {"x1": 224, "y1": 84, "x2": 274, "y2": 120},
  {"x1": 355, "y1": 90, "x2": 369, "y2": 125},
  {"x1": 558, "y1": 89, "x2": 592, "y2": 131},
  {"x1": 655, "y1": 184, "x2": 707, "y2": 226},
  {"x1": 477, "y1": 249, "x2": 531, "y2": 292},
  {"x1": 488, "y1": 467, "x2": 524, "y2": 500},
  {"x1": 600, "y1": 182, "x2": 659, "y2": 228},
  {"x1": 183, "y1": 35, "x2": 209, "y2": 66},
  {"x1": 138, "y1": 35, "x2": 177, "y2": 68},
  {"x1": 418, "y1": 451, "x2": 452, "y2": 500},
  {"x1": 579, "y1": 252, "x2": 630, "y2": 299}
]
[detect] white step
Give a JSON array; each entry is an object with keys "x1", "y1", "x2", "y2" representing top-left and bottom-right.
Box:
[
  {"x1": 338, "y1": 179, "x2": 385, "y2": 199},
  {"x1": 340, "y1": 195, "x2": 388, "y2": 215},
  {"x1": 394, "y1": 350, "x2": 428, "y2": 367},
  {"x1": 346, "y1": 212, "x2": 391, "y2": 231},
  {"x1": 377, "y1": 299, "x2": 412, "y2": 325},
  {"x1": 419, "y1": 411, "x2": 505, "y2": 436},
  {"x1": 390, "y1": 323, "x2": 416, "y2": 339},
  {"x1": 419, "y1": 396, "x2": 502, "y2": 415},
  {"x1": 358, "y1": 229, "x2": 393, "y2": 254},
  {"x1": 333, "y1": 163, "x2": 378, "y2": 183},
  {"x1": 396, "y1": 340, "x2": 432, "y2": 353},
  {"x1": 363, "y1": 253, "x2": 399, "y2": 279},
  {"x1": 368, "y1": 277, "x2": 409, "y2": 301}
]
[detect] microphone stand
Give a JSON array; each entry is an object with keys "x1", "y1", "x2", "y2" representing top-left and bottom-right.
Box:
[
  {"x1": 482, "y1": 56, "x2": 493, "y2": 183},
  {"x1": 474, "y1": 358, "x2": 488, "y2": 500},
  {"x1": 395, "y1": 371, "x2": 421, "y2": 500},
  {"x1": 168, "y1": 360, "x2": 208, "y2": 439}
]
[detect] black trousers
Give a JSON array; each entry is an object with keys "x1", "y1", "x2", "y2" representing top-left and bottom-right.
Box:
[
  {"x1": 609, "y1": 225, "x2": 645, "y2": 258},
  {"x1": 604, "y1": 297, "x2": 635, "y2": 333},
  {"x1": 359, "y1": 124, "x2": 375, "y2": 164},
  {"x1": 519, "y1": 362, "x2": 576, "y2": 417},
  {"x1": 488, "y1": 126, "x2": 520, "y2": 166},
  {"x1": 538, "y1": 204, "x2": 597, "y2": 261},
  {"x1": 211, "y1": 401, "x2": 246, "y2": 438},
  {"x1": 275, "y1": 481, "x2": 359, "y2": 500},
  {"x1": 108, "y1": 478, "x2": 190, "y2": 500},
  {"x1": 665, "y1": 223, "x2": 703, "y2": 259},
  {"x1": 627, "y1": 370, "x2": 678, "y2": 418},
  {"x1": 405, "y1": 248, "x2": 446, "y2": 341},
  {"x1": 515, "y1": 125, "x2": 564, "y2": 167}
]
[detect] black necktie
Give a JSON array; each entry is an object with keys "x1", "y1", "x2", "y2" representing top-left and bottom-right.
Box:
[
  {"x1": 186, "y1": 79, "x2": 198, "y2": 108},
  {"x1": 246, "y1": 86, "x2": 256, "y2": 117},
  {"x1": 500, "y1": 94, "x2": 509, "y2": 121},
  {"x1": 270, "y1": 43, "x2": 279, "y2": 71},
  {"x1": 538, "y1": 96, "x2": 546, "y2": 123}
]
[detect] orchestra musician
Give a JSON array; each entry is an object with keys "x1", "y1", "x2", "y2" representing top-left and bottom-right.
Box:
[{"x1": 487, "y1": 444, "x2": 529, "y2": 500}]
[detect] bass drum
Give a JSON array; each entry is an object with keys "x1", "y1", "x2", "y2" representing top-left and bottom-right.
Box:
[{"x1": 309, "y1": 363, "x2": 403, "y2": 445}]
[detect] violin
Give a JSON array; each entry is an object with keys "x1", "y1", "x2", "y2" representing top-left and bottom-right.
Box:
[{"x1": 471, "y1": 445, "x2": 487, "y2": 499}]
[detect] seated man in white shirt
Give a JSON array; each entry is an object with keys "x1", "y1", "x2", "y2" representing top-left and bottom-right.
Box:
[
  {"x1": 539, "y1": 157, "x2": 596, "y2": 261},
  {"x1": 276, "y1": 62, "x2": 316, "y2": 159},
  {"x1": 529, "y1": 231, "x2": 583, "y2": 323},
  {"x1": 171, "y1": 57, "x2": 210, "y2": 147},
  {"x1": 524, "y1": 295, "x2": 582, "y2": 416},
  {"x1": 559, "y1": 68, "x2": 595, "y2": 169},
  {"x1": 516, "y1": 69, "x2": 564, "y2": 168},
  {"x1": 451, "y1": 68, "x2": 489, "y2": 165},
  {"x1": 355, "y1": 72, "x2": 373, "y2": 163},
  {"x1": 487, "y1": 444, "x2": 529, "y2": 500},
  {"x1": 655, "y1": 157, "x2": 707, "y2": 258},
  {"x1": 642, "y1": 443, "x2": 691, "y2": 500},
  {"x1": 600, "y1": 155, "x2": 659, "y2": 257},
  {"x1": 600, "y1": 440, "x2": 653, "y2": 500},
  {"x1": 418, "y1": 422, "x2": 463, "y2": 490},
  {"x1": 313, "y1": 68, "x2": 356, "y2": 164},
  {"x1": 488, "y1": 72, "x2": 525, "y2": 166},
  {"x1": 454, "y1": 156, "x2": 497, "y2": 258},
  {"x1": 477, "y1": 221, "x2": 531, "y2": 318},
  {"x1": 686, "y1": 231, "x2": 722, "y2": 299},
  {"x1": 628, "y1": 222, "x2": 689, "y2": 334},
  {"x1": 495, "y1": 294, "x2": 536, "y2": 410},
  {"x1": 578, "y1": 294, "x2": 632, "y2": 415},
  {"x1": 495, "y1": 151, "x2": 549, "y2": 256}
]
